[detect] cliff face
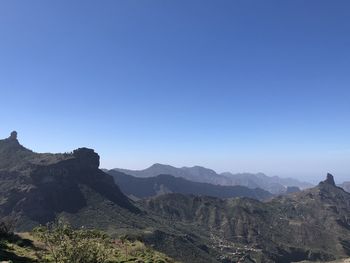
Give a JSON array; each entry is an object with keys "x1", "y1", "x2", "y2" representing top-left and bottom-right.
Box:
[{"x1": 0, "y1": 132, "x2": 138, "y2": 229}]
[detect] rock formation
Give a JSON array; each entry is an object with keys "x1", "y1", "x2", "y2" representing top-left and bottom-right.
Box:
[
  {"x1": 0, "y1": 134, "x2": 139, "y2": 230},
  {"x1": 321, "y1": 173, "x2": 336, "y2": 186},
  {"x1": 9, "y1": 131, "x2": 17, "y2": 140}
]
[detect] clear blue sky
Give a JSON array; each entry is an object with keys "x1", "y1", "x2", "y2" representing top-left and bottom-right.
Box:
[{"x1": 1, "y1": 0, "x2": 349, "y2": 183}]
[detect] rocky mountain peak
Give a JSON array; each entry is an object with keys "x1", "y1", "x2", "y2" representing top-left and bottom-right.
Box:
[{"x1": 323, "y1": 173, "x2": 336, "y2": 186}]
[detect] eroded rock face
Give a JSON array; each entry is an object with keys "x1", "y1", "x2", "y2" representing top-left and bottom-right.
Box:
[
  {"x1": 322, "y1": 173, "x2": 336, "y2": 186},
  {"x1": 73, "y1": 147, "x2": 100, "y2": 169},
  {"x1": 0, "y1": 134, "x2": 138, "y2": 229}
]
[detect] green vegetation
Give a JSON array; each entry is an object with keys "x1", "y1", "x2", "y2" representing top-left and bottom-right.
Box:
[
  {"x1": 0, "y1": 218, "x2": 37, "y2": 262},
  {"x1": 0, "y1": 221, "x2": 177, "y2": 263},
  {"x1": 33, "y1": 222, "x2": 112, "y2": 263}
]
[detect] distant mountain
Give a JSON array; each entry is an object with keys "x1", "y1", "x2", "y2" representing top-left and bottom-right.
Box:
[
  {"x1": 221, "y1": 172, "x2": 312, "y2": 194},
  {"x1": 113, "y1": 163, "x2": 313, "y2": 194},
  {"x1": 285, "y1": 186, "x2": 301, "y2": 194},
  {"x1": 142, "y1": 174, "x2": 350, "y2": 262},
  {"x1": 107, "y1": 170, "x2": 273, "y2": 201},
  {"x1": 339, "y1": 181, "x2": 350, "y2": 192},
  {"x1": 115, "y1": 163, "x2": 231, "y2": 184}
]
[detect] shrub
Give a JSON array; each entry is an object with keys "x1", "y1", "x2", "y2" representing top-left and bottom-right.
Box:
[
  {"x1": 0, "y1": 217, "x2": 16, "y2": 238},
  {"x1": 33, "y1": 221, "x2": 113, "y2": 263}
]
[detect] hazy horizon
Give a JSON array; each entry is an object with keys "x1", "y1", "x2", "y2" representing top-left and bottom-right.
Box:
[
  {"x1": 1, "y1": 1, "x2": 349, "y2": 183},
  {"x1": 0, "y1": 129, "x2": 346, "y2": 184}
]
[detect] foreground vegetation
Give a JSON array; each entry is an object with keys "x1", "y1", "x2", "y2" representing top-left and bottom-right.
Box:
[{"x1": 0, "y1": 220, "x2": 177, "y2": 263}]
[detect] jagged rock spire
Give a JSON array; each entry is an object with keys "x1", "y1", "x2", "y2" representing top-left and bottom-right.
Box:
[{"x1": 324, "y1": 173, "x2": 336, "y2": 186}]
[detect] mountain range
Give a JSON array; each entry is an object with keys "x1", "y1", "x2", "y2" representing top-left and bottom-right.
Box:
[
  {"x1": 142, "y1": 174, "x2": 350, "y2": 262},
  {"x1": 113, "y1": 163, "x2": 314, "y2": 194},
  {"x1": 107, "y1": 170, "x2": 273, "y2": 201},
  {"x1": 1, "y1": 131, "x2": 350, "y2": 263}
]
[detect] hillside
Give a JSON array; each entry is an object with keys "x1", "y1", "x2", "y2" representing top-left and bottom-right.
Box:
[
  {"x1": 108, "y1": 170, "x2": 273, "y2": 201},
  {"x1": 113, "y1": 163, "x2": 313, "y2": 194},
  {"x1": 0, "y1": 231, "x2": 178, "y2": 263},
  {"x1": 142, "y1": 174, "x2": 350, "y2": 262},
  {"x1": 0, "y1": 132, "x2": 227, "y2": 263},
  {"x1": 0, "y1": 132, "x2": 143, "y2": 231}
]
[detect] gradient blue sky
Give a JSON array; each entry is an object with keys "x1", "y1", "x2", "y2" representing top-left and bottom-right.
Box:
[{"x1": 1, "y1": 1, "x2": 349, "y2": 183}]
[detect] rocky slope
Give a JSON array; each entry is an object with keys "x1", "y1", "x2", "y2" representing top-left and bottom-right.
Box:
[
  {"x1": 108, "y1": 170, "x2": 273, "y2": 201},
  {"x1": 142, "y1": 174, "x2": 350, "y2": 262},
  {"x1": 0, "y1": 132, "x2": 223, "y2": 263},
  {"x1": 113, "y1": 163, "x2": 313, "y2": 194},
  {"x1": 0, "y1": 132, "x2": 139, "y2": 230}
]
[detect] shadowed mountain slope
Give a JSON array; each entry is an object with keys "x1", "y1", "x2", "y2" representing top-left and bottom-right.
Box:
[{"x1": 0, "y1": 132, "x2": 139, "y2": 230}]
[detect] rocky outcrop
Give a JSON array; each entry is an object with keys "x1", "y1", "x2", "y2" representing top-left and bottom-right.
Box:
[
  {"x1": 0, "y1": 133, "x2": 139, "y2": 230},
  {"x1": 323, "y1": 173, "x2": 336, "y2": 186},
  {"x1": 9, "y1": 131, "x2": 17, "y2": 140},
  {"x1": 72, "y1": 148, "x2": 100, "y2": 169}
]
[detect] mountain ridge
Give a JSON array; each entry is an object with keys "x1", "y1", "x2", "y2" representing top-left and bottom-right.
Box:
[
  {"x1": 113, "y1": 163, "x2": 313, "y2": 194},
  {"x1": 107, "y1": 170, "x2": 273, "y2": 201}
]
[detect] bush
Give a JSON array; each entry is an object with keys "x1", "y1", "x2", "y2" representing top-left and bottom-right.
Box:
[
  {"x1": 33, "y1": 221, "x2": 113, "y2": 263},
  {"x1": 0, "y1": 217, "x2": 16, "y2": 238},
  {"x1": 128, "y1": 241, "x2": 147, "y2": 257}
]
